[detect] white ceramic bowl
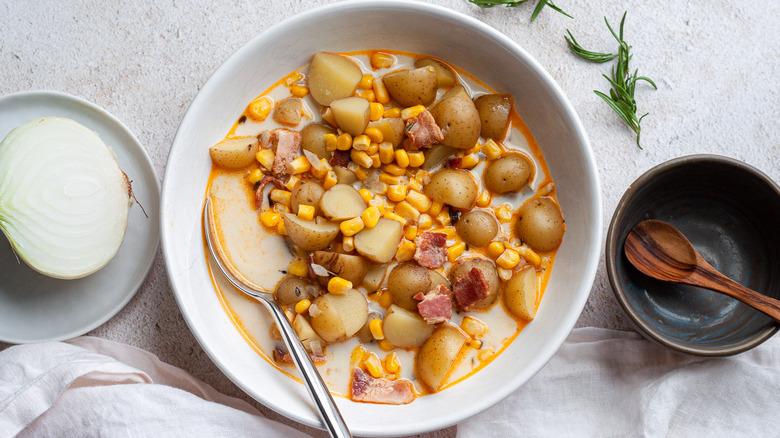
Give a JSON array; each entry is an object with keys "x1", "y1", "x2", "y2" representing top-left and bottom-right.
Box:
[{"x1": 161, "y1": 1, "x2": 601, "y2": 435}]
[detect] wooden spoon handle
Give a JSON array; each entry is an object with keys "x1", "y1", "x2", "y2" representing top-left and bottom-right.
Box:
[{"x1": 690, "y1": 266, "x2": 780, "y2": 324}]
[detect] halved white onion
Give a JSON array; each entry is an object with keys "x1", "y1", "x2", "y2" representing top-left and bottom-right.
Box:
[{"x1": 0, "y1": 117, "x2": 131, "y2": 279}]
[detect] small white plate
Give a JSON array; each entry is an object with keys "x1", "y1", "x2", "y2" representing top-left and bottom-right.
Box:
[{"x1": 0, "y1": 90, "x2": 160, "y2": 343}]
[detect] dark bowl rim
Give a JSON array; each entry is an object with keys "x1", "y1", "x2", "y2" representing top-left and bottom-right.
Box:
[{"x1": 605, "y1": 154, "x2": 780, "y2": 356}]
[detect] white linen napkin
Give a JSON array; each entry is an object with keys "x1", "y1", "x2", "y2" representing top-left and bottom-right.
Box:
[{"x1": 2, "y1": 328, "x2": 780, "y2": 437}]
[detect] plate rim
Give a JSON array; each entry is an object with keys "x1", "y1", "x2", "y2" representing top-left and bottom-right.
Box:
[{"x1": 0, "y1": 89, "x2": 161, "y2": 344}]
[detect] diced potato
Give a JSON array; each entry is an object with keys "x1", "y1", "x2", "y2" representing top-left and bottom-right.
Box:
[
  {"x1": 503, "y1": 265, "x2": 538, "y2": 321},
  {"x1": 383, "y1": 304, "x2": 434, "y2": 348},
  {"x1": 310, "y1": 289, "x2": 368, "y2": 343},
  {"x1": 319, "y1": 184, "x2": 366, "y2": 220},
  {"x1": 312, "y1": 251, "x2": 370, "y2": 284},
  {"x1": 330, "y1": 97, "x2": 371, "y2": 137},
  {"x1": 290, "y1": 180, "x2": 325, "y2": 215},
  {"x1": 473, "y1": 94, "x2": 513, "y2": 139},
  {"x1": 301, "y1": 123, "x2": 336, "y2": 160},
  {"x1": 440, "y1": 85, "x2": 470, "y2": 101},
  {"x1": 209, "y1": 136, "x2": 259, "y2": 169},
  {"x1": 292, "y1": 314, "x2": 324, "y2": 353},
  {"x1": 382, "y1": 67, "x2": 438, "y2": 107},
  {"x1": 367, "y1": 118, "x2": 405, "y2": 147},
  {"x1": 333, "y1": 165, "x2": 358, "y2": 184},
  {"x1": 283, "y1": 213, "x2": 339, "y2": 251},
  {"x1": 273, "y1": 97, "x2": 303, "y2": 126},
  {"x1": 422, "y1": 145, "x2": 457, "y2": 170},
  {"x1": 354, "y1": 218, "x2": 403, "y2": 263},
  {"x1": 417, "y1": 324, "x2": 467, "y2": 391},
  {"x1": 387, "y1": 262, "x2": 432, "y2": 312},
  {"x1": 362, "y1": 264, "x2": 387, "y2": 292},
  {"x1": 308, "y1": 52, "x2": 363, "y2": 105},
  {"x1": 414, "y1": 58, "x2": 456, "y2": 87},
  {"x1": 423, "y1": 168, "x2": 478, "y2": 210},
  {"x1": 428, "y1": 96, "x2": 481, "y2": 149}
]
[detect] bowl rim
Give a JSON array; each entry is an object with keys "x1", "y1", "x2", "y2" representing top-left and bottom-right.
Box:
[
  {"x1": 606, "y1": 154, "x2": 780, "y2": 356},
  {"x1": 161, "y1": 0, "x2": 602, "y2": 434}
]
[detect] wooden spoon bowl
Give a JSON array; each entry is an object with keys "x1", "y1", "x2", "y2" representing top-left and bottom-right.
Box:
[{"x1": 606, "y1": 155, "x2": 780, "y2": 356}]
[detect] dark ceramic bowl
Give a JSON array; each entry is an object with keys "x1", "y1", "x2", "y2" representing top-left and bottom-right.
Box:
[{"x1": 606, "y1": 155, "x2": 780, "y2": 356}]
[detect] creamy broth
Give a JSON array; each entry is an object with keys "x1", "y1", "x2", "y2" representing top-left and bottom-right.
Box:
[{"x1": 206, "y1": 50, "x2": 561, "y2": 400}]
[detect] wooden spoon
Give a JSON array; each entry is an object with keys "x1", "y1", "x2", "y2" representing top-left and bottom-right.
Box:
[{"x1": 624, "y1": 219, "x2": 780, "y2": 323}]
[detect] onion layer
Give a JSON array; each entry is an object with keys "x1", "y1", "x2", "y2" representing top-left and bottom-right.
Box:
[{"x1": 0, "y1": 117, "x2": 131, "y2": 279}]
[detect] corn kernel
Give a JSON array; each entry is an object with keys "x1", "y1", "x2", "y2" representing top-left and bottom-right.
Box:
[
  {"x1": 403, "y1": 225, "x2": 418, "y2": 241},
  {"x1": 496, "y1": 248, "x2": 521, "y2": 269},
  {"x1": 384, "y1": 352, "x2": 400, "y2": 373},
  {"x1": 295, "y1": 299, "x2": 311, "y2": 314},
  {"x1": 396, "y1": 201, "x2": 421, "y2": 222},
  {"x1": 322, "y1": 133, "x2": 338, "y2": 152},
  {"x1": 428, "y1": 200, "x2": 444, "y2": 217},
  {"x1": 351, "y1": 346, "x2": 368, "y2": 365},
  {"x1": 348, "y1": 135, "x2": 368, "y2": 152},
  {"x1": 256, "y1": 149, "x2": 275, "y2": 170},
  {"x1": 342, "y1": 236, "x2": 355, "y2": 252},
  {"x1": 357, "y1": 89, "x2": 376, "y2": 101},
  {"x1": 372, "y1": 78, "x2": 390, "y2": 104},
  {"x1": 476, "y1": 191, "x2": 492, "y2": 208},
  {"x1": 328, "y1": 276, "x2": 353, "y2": 294},
  {"x1": 518, "y1": 244, "x2": 542, "y2": 267},
  {"x1": 460, "y1": 153, "x2": 480, "y2": 169},
  {"x1": 297, "y1": 204, "x2": 315, "y2": 221},
  {"x1": 285, "y1": 72, "x2": 304, "y2": 86},
  {"x1": 277, "y1": 219, "x2": 287, "y2": 235},
  {"x1": 358, "y1": 188, "x2": 373, "y2": 204},
  {"x1": 247, "y1": 96, "x2": 273, "y2": 121},
  {"x1": 387, "y1": 184, "x2": 407, "y2": 202},
  {"x1": 352, "y1": 165, "x2": 368, "y2": 181},
  {"x1": 259, "y1": 211, "x2": 281, "y2": 227},
  {"x1": 468, "y1": 143, "x2": 482, "y2": 155},
  {"x1": 370, "y1": 52, "x2": 394, "y2": 69},
  {"x1": 378, "y1": 142, "x2": 395, "y2": 164},
  {"x1": 407, "y1": 151, "x2": 425, "y2": 168},
  {"x1": 448, "y1": 241, "x2": 466, "y2": 262},
  {"x1": 383, "y1": 107, "x2": 401, "y2": 118},
  {"x1": 340, "y1": 216, "x2": 365, "y2": 236},
  {"x1": 288, "y1": 261, "x2": 308, "y2": 277},
  {"x1": 284, "y1": 174, "x2": 301, "y2": 191},
  {"x1": 379, "y1": 173, "x2": 402, "y2": 185},
  {"x1": 369, "y1": 318, "x2": 385, "y2": 340},
  {"x1": 401, "y1": 105, "x2": 426, "y2": 120},
  {"x1": 366, "y1": 141, "x2": 379, "y2": 155},
  {"x1": 408, "y1": 177, "x2": 423, "y2": 192},
  {"x1": 383, "y1": 163, "x2": 405, "y2": 177},
  {"x1": 350, "y1": 149, "x2": 373, "y2": 168},
  {"x1": 383, "y1": 211, "x2": 407, "y2": 226},
  {"x1": 270, "y1": 189, "x2": 291, "y2": 206},
  {"x1": 405, "y1": 190, "x2": 431, "y2": 213},
  {"x1": 364, "y1": 127, "x2": 384, "y2": 144},
  {"x1": 417, "y1": 214, "x2": 433, "y2": 229},
  {"x1": 378, "y1": 339, "x2": 394, "y2": 352},
  {"x1": 482, "y1": 139, "x2": 502, "y2": 160},
  {"x1": 468, "y1": 338, "x2": 483, "y2": 349},
  {"x1": 363, "y1": 352, "x2": 384, "y2": 378},
  {"x1": 487, "y1": 241, "x2": 505, "y2": 259},
  {"x1": 323, "y1": 170, "x2": 338, "y2": 189},
  {"x1": 461, "y1": 316, "x2": 487, "y2": 337},
  {"x1": 538, "y1": 182, "x2": 555, "y2": 196},
  {"x1": 369, "y1": 102, "x2": 384, "y2": 121},
  {"x1": 359, "y1": 74, "x2": 374, "y2": 90},
  {"x1": 395, "y1": 240, "x2": 416, "y2": 262},
  {"x1": 286, "y1": 155, "x2": 311, "y2": 175},
  {"x1": 337, "y1": 133, "x2": 353, "y2": 151},
  {"x1": 393, "y1": 149, "x2": 410, "y2": 169},
  {"x1": 496, "y1": 204, "x2": 513, "y2": 222},
  {"x1": 436, "y1": 208, "x2": 451, "y2": 226},
  {"x1": 439, "y1": 227, "x2": 457, "y2": 239},
  {"x1": 370, "y1": 153, "x2": 381, "y2": 168},
  {"x1": 247, "y1": 168, "x2": 264, "y2": 184},
  {"x1": 361, "y1": 206, "x2": 382, "y2": 228},
  {"x1": 310, "y1": 158, "x2": 332, "y2": 179},
  {"x1": 290, "y1": 85, "x2": 309, "y2": 98}
]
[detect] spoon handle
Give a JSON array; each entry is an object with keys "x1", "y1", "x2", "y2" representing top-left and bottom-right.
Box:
[
  {"x1": 265, "y1": 300, "x2": 352, "y2": 438},
  {"x1": 691, "y1": 266, "x2": 780, "y2": 324}
]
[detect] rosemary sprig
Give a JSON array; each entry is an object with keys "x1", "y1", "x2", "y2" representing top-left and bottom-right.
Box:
[
  {"x1": 468, "y1": 0, "x2": 572, "y2": 21},
  {"x1": 567, "y1": 12, "x2": 657, "y2": 148}
]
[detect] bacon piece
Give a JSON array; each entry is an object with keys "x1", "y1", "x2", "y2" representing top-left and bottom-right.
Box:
[
  {"x1": 254, "y1": 175, "x2": 285, "y2": 208},
  {"x1": 405, "y1": 110, "x2": 443, "y2": 149},
  {"x1": 413, "y1": 232, "x2": 448, "y2": 269},
  {"x1": 273, "y1": 348, "x2": 326, "y2": 365},
  {"x1": 452, "y1": 267, "x2": 490, "y2": 312},
  {"x1": 414, "y1": 284, "x2": 452, "y2": 324},
  {"x1": 444, "y1": 157, "x2": 463, "y2": 169},
  {"x1": 269, "y1": 129, "x2": 302, "y2": 176},
  {"x1": 350, "y1": 368, "x2": 415, "y2": 405},
  {"x1": 329, "y1": 149, "x2": 350, "y2": 168}
]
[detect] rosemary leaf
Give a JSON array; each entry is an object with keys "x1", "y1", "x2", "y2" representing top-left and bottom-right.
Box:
[
  {"x1": 565, "y1": 30, "x2": 617, "y2": 63},
  {"x1": 468, "y1": 0, "x2": 571, "y2": 21}
]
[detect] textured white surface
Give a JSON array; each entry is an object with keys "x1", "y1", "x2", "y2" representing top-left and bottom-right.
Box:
[{"x1": 1, "y1": 0, "x2": 778, "y2": 436}]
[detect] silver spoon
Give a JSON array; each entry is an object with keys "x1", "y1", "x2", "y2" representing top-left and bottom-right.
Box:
[{"x1": 203, "y1": 197, "x2": 351, "y2": 438}]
